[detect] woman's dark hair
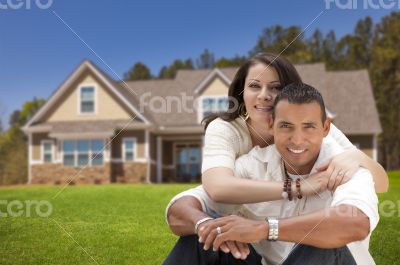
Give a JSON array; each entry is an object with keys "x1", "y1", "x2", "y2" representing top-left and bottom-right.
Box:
[{"x1": 202, "y1": 53, "x2": 303, "y2": 130}]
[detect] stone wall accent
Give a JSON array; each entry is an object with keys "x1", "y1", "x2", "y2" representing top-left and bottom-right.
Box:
[
  {"x1": 31, "y1": 163, "x2": 111, "y2": 185},
  {"x1": 111, "y1": 162, "x2": 148, "y2": 183}
]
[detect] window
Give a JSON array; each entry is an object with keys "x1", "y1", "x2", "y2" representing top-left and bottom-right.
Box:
[
  {"x1": 63, "y1": 139, "x2": 105, "y2": 167},
  {"x1": 77, "y1": 140, "x2": 89, "y2": 166},
  {"x1": 201, "y1": 96, "x2": 228, "y2": 119},
  {"x1": 80, "y1": 86, "x2": 95, "y2": 113},
  {"x1": 123, "y1": 138, "x2": 136, "y2": 161},
  {"x1": 91, "y1": 140, "x2": 104, "y2": 166},
  {"x1": 42, "y1": 141, "x2": 53, "y2": 163}
]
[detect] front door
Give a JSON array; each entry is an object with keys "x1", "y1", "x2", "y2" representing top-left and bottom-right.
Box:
[{"x1": 175, "y1": 143, "x2": 201, "y2": 182}]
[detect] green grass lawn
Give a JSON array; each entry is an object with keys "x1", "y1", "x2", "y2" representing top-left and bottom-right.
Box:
[{"x1": 0, "y1": 172, "x2": 399, "y2": 265}]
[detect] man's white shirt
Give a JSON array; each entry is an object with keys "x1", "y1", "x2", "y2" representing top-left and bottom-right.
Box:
[{"x1": 166, "y1": 135, "x2": 379, "y2": 265}]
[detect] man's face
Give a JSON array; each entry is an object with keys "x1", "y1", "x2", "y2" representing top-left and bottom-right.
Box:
[{"x1": 271, "y1": 100, "x2": 330, "y2": 175}]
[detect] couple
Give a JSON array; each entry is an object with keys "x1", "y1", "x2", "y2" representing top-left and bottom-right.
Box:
[{"x1": 164, "y1": 54, "x2": 387, "y2": 265}]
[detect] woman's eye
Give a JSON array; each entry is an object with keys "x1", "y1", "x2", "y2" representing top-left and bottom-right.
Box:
[{"x1": 248, "y1": 83, "x2": 260, "y2": 88}]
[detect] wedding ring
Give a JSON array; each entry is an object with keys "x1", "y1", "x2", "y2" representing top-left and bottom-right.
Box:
[{"x1": 216, "y1": 226, "x2": 222, "y2": 235}]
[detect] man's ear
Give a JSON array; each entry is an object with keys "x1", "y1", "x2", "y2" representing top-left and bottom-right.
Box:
[{"x1": 323, "y1": 118, "x2": 331, "y2": 137}]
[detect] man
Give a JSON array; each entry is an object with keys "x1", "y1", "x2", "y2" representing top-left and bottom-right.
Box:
[{"x1": 164, "y1": 83, "x2": 379, "y2": 265}]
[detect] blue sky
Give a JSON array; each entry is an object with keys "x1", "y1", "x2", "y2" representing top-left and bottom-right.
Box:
[{"x1": 0, "y1": 0, "x2": 395, "y2": 127}]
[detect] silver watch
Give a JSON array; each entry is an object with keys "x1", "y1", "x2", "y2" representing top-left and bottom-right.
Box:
[{"x1": 266, "y1": 217, "x2": 279, "y2": 241}]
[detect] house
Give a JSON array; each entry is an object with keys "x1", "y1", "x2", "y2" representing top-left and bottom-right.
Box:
[{"x1": 22, "y1": 60, "x2": 382, "y2": 184}]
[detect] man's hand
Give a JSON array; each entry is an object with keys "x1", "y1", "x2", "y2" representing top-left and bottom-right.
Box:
[
  {"x1": 198, "y1": 215, "x2": 267, "y2": 256},
  {"x1": 197, "y1": 218, "x2": 250, "y2": 260}
]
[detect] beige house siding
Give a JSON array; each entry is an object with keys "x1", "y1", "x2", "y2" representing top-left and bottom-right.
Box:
[
  {"x1": 348, "y1": 135, "x2": 374, "y2": 158},
  {"x1": 111, "y1": 130, "x2": 146, "y2": 159},
  {"x1": 43, "y1": 70, "x2": 133, "y2": 122},
  {"x1": 200, "y1": 77, "x2": 229, "y2": 96},
  {"x1": 32, "y1": 133, "x2": 53, "y2": 161}
]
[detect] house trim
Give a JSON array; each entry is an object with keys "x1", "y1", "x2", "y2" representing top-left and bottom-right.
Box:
[
  {"x1": 157, "y1": 136, "x2": 162, "y2": 183},
  {"x1": 28, "y1": 133, "x2": 32, "y2": 184},
  {"x1": 193, "y1": 68, "x2": 231, "y2": 95},
  {"x1": 373, "y1": 134, "x2": 378, "y2": 161}
]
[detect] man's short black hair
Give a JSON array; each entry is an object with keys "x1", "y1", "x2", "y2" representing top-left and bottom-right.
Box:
[{"x1": 272, "y1": 83, "x2": 327, "y2": 123}]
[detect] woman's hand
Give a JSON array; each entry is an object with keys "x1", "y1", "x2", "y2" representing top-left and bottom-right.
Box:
[
  {"x1": 315, "y1": 148, "x2": 361, "y2": 191},
  {"x1": 197, "y1": 218, "x2": 251, "y2": 260},
  {"x1": 198, "y1": 215, "x2": 267, "y2": 255}
]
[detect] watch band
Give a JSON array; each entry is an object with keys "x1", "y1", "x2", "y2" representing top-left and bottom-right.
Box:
[{"x1": 266, "y1": 217, "x2": 279, "y2": 241}]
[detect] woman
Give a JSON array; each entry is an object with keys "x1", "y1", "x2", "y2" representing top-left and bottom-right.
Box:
[{"x1": 201, "y1": 53, "x2": 388, "y2": 204}]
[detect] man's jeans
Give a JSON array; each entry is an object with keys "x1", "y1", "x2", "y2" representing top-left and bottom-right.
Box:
[{"x1": 163, "y1": 235, "x2": 357, "y2": 265}]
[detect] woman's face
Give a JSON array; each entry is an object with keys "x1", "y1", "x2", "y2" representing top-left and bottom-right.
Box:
[{"x1": 243, "y1": 63, "x2": 281, "y2": 124}]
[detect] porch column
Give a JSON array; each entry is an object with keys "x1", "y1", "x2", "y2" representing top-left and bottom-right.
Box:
[
  {"x1": 373, "y1": 135, "x2": 378, "y2": 161},
  {"x1": 157, "y1": 136, "x2": 162, "y2": 183}
]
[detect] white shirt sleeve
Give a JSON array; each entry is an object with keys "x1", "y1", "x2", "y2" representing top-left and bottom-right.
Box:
[
  {"x1": 201, "y1": 119, "x2": 241, "y2": 173},
  {"x1": 328, "y1": 123, "x2": 356, "y2": 150},
  {"x1": 165, "y1": 185, "x2": 243, "y2": 225},
  {"x1": 165, "y1": 185, "x2": 208, "y2": 225},
  {"x1": 331, "y1": 168, "x2": 379, "y2": 233}
]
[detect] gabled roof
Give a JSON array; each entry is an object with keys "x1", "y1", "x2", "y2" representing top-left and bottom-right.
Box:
[
  {"x1": 25, "y1": 60, "x2": 382, "y2": 135},
  {"x1": 193, "y1": 68, "x2": 231, "y2": 94},
  {"x1": 23, "y1": 60, "x2": 151, "y2": 130}
]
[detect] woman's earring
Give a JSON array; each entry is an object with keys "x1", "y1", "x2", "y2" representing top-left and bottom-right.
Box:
[{"x1": 239, "y1": 103, "x2": 250, "y2": 121}]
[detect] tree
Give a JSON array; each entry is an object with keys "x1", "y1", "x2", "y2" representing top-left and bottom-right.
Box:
[
  {"x1": 214, "y1": 55, "x2": 247, "y2": 68},
  {"x1": 196, "y1": 49, "x2": 215, "y2": 69},
  {"x1": 0, "y1": 98, "x2": 46, "y2": 185},
  {"x1": 369, "y1": 12, "x2": 400, "y2": 170},
  {"x1": 158, "y1": 59, "x2": 194, "y2": 79},
  {"x1": 124, "y1": 62, "x2": 152, "y2": 80},
  {"x1": 308, "y1": 29, "x2": 324, "y2": 62},
  {"x1": 250, "y1": 25, "x2": 312, "y2": 64},
  {"x1": 322, "y1": 30, "x2": 338, "y2": 69}
]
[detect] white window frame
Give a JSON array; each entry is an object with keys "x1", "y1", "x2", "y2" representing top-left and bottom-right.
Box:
[
  {"x1": 41, "y1": 140, "x2": 54, "y2": 163},
  {"x1": 62, "y1": 139, "x2": 105, "y2": 167},
  {"x1": 197, "y1": 95, "x2": 228, "y2": 123},
  {"x1": 122, "y1": 137, "x2": 137, "y2": 162},
  {"x1": 78, "y1": 84, "x2": 97, "y2": 115}
]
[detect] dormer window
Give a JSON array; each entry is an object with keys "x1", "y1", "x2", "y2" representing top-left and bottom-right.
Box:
[
  {"x1": 80, "y1": 86, "x2": 95, "y2": 114},
  {"x1": 200, "y1": 96, "x2": 228, "y2": 120}
]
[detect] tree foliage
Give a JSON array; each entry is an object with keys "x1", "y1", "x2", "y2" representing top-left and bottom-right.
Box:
[
  {"x1": 0, "y1": 98, "x2": 46, "y2": 184},
  {"x1": 158, "y1": 59, "x2": 194, "y2": 79},
  {"x1": 124, "y1": 62, "x2": 152, "y2": 81}
]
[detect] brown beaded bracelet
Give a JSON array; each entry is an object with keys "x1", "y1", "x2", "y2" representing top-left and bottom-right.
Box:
[{"x1": 296, "y1": 178, "x2": 303, "y2": 199}]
